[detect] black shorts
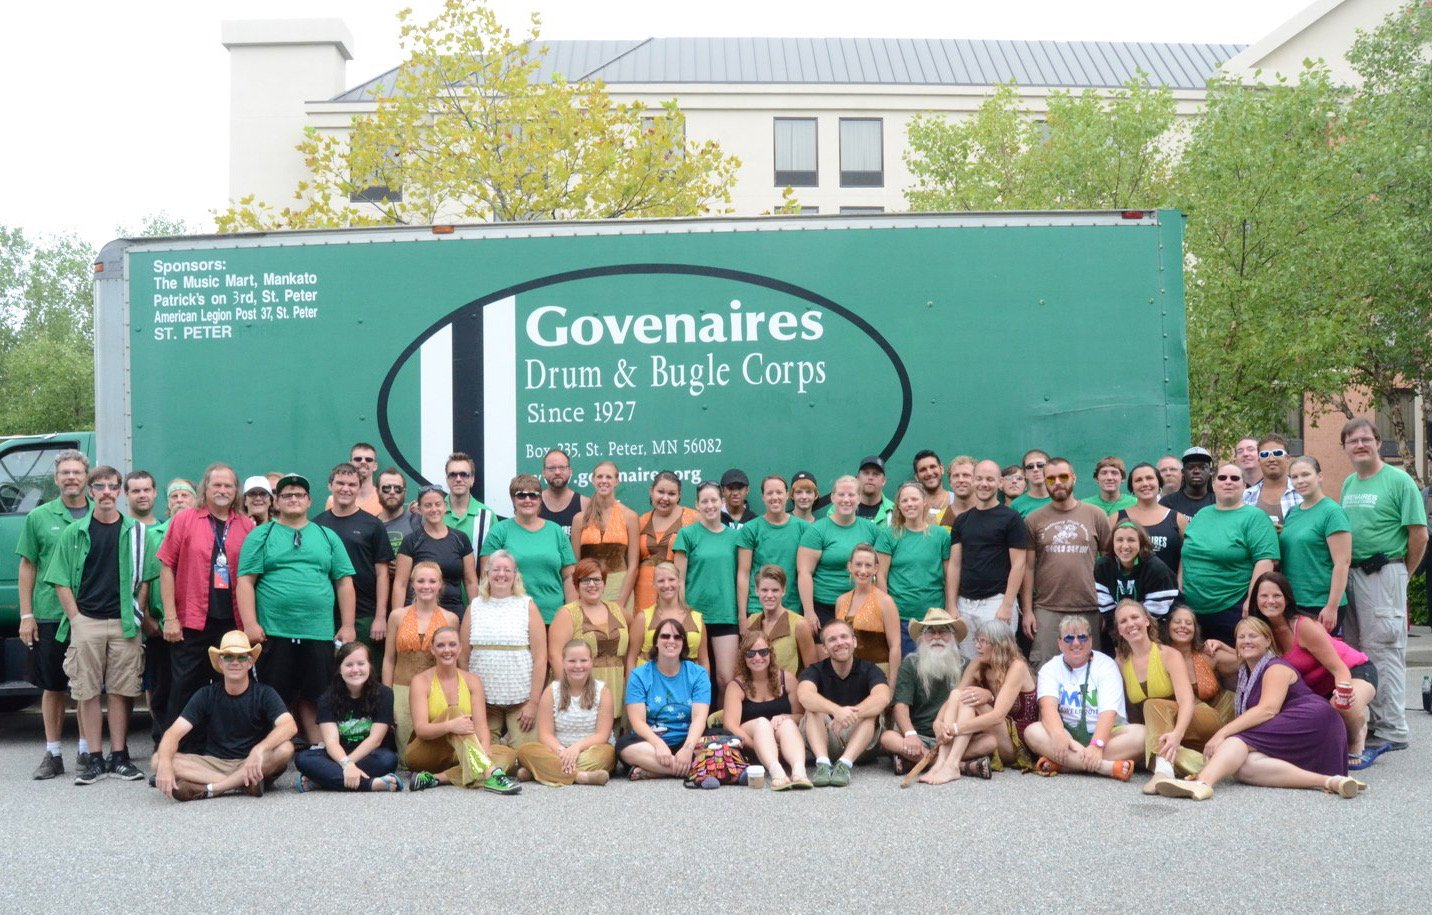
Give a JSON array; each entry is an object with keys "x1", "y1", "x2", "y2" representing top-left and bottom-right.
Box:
[
  {"x1": 256, "y1": 637, "x2": 335, "y2": 704},
  {"x1": 813, "y1": 601, "x2": 837, "y2": 631},
  {"x1": 1350, "y1": 660, "x2": 1379, "y2": 691},
  {"x1": 705, "y1": 623, "x2": 739, "y2": 639},
  {"x1": 26, "y1": 621, "x2": 69, "y2": 692}
]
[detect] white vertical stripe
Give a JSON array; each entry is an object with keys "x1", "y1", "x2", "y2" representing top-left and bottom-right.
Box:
[
  {"x1": 420, "y1": 325, "x2": 453, "y2": 487},
  {"x1": 484, "y1": 296, "x2": 517, "y2": 516}
]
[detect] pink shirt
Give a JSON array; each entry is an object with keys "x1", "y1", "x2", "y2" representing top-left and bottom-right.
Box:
[
  {"x1": 157, "y1": 507, "x2": 255, "y2": 630},
  {"x1": 1284, "y1": 615, "x2": 1369, "y2": 697}
]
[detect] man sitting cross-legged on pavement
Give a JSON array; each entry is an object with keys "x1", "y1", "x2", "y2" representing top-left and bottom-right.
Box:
[
  {"x1": 796, "y1": 618, "x2": 891, "y2": 787},
  {"x1": 152, "y1": 631, "x2": 296, "y2": 801},
  {"x1": 878, "y1": 608, "x2": 971, "y2": 777}
]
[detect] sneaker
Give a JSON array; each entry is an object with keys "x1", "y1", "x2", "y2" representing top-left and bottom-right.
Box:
[
  {"x1": 32, "y1": 752, "x2": 64, "y2": 781},
  {"x1": 829, "y1": 761, "x2": 853, "y2": 788},
  {"x1": 483, "y1": 768, "x2": 521, "y2": 796},
  {"x1": 409, "y1": 771, "x2": 440, "y2": 792},
  {"x1": 107, "y1": 752, "x2": 144, "y2": 782},
  {"x1": 74, "y1": 753, "x2": 107, "y2": 786},
  {"x1": 811, "y1": 761, "x2": 833, "y2": 788}
]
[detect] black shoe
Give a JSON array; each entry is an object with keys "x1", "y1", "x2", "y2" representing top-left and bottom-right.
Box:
[
  {"x1": 32, "y1": 752, "x2": 64, "y2": 780},
  {"x1": 74, "y1": 753, "x2": 107, "y2": 786},
  {"x1": 107, "y1": 751, "x2": 144, "y2": 781}
]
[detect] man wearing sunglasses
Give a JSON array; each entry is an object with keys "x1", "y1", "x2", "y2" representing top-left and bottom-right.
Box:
[
  {"x1": 315, "y1": 462, "x2": 395, "y2": 646},
  {"x1": 236, "y1": 473, "x2": 356, "y2": 746},
  {"x1": 1020, "y1": 457, "x2": 1112, "y2": 667},
  {"x1": 1242, "y1": 434, "x2": 1301, "y2": 523},
  {"x1": 442, "y1": 452, "x2": 497, "y2": 552},
  {"x1": 44, "y1": 466, "x2": 159, "y2": 785},
  {"x1": 1009, "y1": 449, "x2": 1052, "y2": 518}
]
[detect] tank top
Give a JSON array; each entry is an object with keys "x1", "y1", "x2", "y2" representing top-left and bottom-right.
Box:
[
  {"x1": 579, "y1": 501, "x2": 631, "y2": 573},
  {"x1": 638, "y1": 606, "x2": 705, "y2": 659},
  {"x1": 740, "y1": 676, "x2": 792, "y2": 722},
  {"x1": 1283, "y1": 615, "x2": 1368, "y2": 697},
  {"x1": 563, "y1": 600, "x2": 629, "y2": 666},
  {"x1": 427, "y1": 670, "x2": 471, "y2": 720},
  {"x1": 466, "y1": 594, "x2": 534, "y2": 706},
  {"x1": 393, "y1": 605, "x2": 442, "y2": 686},
  {"x1": 1121, "y1": 645, "x2": 1173, "y2": 705},
  {"x1": 540, "y1": 492, "x2": 582, "y2": 535},
  {"x1": 837, "y1": 589, "x2": 889, "y2": 664},
  {"x1": 1118, "y1": 507, "x2": 1183, "y2": 572},
  {"x1": 552, "y1": 680, "x2": 611, "y2": 746}
]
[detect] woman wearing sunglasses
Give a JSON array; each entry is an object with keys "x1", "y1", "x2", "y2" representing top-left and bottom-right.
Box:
[
  {"x1": 479, "y1": 475, "x2": 576, "y2": 624},
  {"x1": 1178, "y1": 462, "x2": 1280, "y2": 644},
  {"x1": 618, "y1": 618, "x2": 711, "y2": 780},
  {"x1": 722, "y1": 630, "x2": 811, "y2": 790}
]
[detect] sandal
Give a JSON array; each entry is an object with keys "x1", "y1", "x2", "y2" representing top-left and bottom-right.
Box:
[
  {"x1": 891, "y1": 755, "x2": 909, "y2": 776},
  {"x1": 771, "y1": 776, "x2": 793, "y2": 792},
  {"x1": 960, "y1": 757, "x2": 992, "y2": 780},
  {"x1": 294, "y1": 775, "x2": 315, "y2": 794},
  {"x1": 1324, "y1": 776, "x2": 1361, "y2": 799},
  {"x1": 1108, "y1": 759, "x2": 1134, "y2": 782},
  {"x1": 790, "y1": 777, "x2": 814, "y2": 790},
  {"x1": 372, "y1": 773, "x2": 403, "y2": 792},
  {"x1": 1034, "y1": 756, "x2": 1062, "y2": 777},
  {"x1": 628, "y1": 766, "x2": 656, "y2": 781}
]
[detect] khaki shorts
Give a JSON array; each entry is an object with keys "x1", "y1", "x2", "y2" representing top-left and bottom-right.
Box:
[
  {"x1": 62, "y1": 615, "x2": 143, "y2": 701},
  {"x1": 175, "y1": 754, "x2": 245, "y2": 776},
  {"x1": 824, "y1": 715, "x2": 879, "y2": 763}
]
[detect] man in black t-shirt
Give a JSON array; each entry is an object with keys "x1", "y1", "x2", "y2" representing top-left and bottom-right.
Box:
[
  {"x1": 796, "y1": 620, "x2": 890, "y2": 787},
  {"x1": 315, "y1": 462, "x2": 396, "y2": 646},
  {"x1": 1160, "y1": 447, "x2": 1215, "y2": 517},
  {"x1": 152, "y1": 631, "x2": 296, "y2": 801},
  {"x1": 946, "y1": 459, "x2": 1029, "y2": 658}
]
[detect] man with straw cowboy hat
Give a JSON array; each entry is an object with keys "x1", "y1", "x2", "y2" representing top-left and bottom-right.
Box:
[
  {"x1": 880, "y1": 608, "x2": 971, "y2": 777},
  {"x1": 151, "y1": 630, "x2": 296, "y2": 801}
]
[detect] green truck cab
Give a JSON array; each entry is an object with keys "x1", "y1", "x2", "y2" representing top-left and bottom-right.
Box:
[{"x1": 0, "y1": 432, "x2": 95, "y2": 707}]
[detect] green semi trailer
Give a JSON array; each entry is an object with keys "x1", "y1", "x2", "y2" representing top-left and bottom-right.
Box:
[{"x1": 0, "y1": 210, "x2": 1189, "y2": 701}]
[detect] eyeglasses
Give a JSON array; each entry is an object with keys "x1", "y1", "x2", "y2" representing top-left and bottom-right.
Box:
[
  {"x1": 1214, "y1": 474, "x2": 1243, "y2": 482},
  {"x1": 446, "y1": 470, "x2": 472, "y2": 479},
  {"x1": 657, "y1": 633, "x2": 684, "y2": 642},
  {"x1": 350, "y1": 456, "x2": 376, "y2": 463},
  {"x1": 974, "y1": 637, "x2": 991, "y2": 647},
  {"x1": 744, "y1": 647, "x2": 771, "y2": 658},
  {"x1": 543, "y1": 465, "x2": 569, "y2": 473},
  {"x1": 1258, "y1": 449, "x2": 1287, "y2": 459},
  {"x1": 1344, "y1": 436, "x2": 1378, "y2": 446},
  {"x1": 511, "y1": 491, "x2": 540, "y2": 501},
  {"x1": 278, "y1": 491, "x2": 308, "y2": 500},
  {"x1": 90, "y1": 482, "x2": 121, "y2": 491},
  {"x1": 379, "y1": 485, "x2": 404, "y2": 493},
  {"x1": 1024, "y1": 461, "x2": 1046, "y2": 470},
  {"x1": 577, "y1": 576, "x2": 603, "y2": 585},
  {"x1": 924, "y1": 626, "x2": 955, "y2": 637},
  {"x1": 1061, "y1": 634, "x2": 1090, "y2": 644},
  {"x1": 1044, "y1": 473, "x2": 1073, "y2": 485}
]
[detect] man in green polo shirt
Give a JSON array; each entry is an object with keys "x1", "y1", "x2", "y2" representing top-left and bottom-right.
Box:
[
  {"x1": 441, "y1": 451, "x2": 497, "y2": 550},
  {"x1": 17, "y1": 448, "x2": 92, "y2": 780},
  {"x1": 1340, "y1": 418, "x2": 1428, "y2": 752}
]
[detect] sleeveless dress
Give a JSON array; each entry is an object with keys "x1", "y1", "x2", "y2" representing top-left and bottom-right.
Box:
[
  {"x1": 1236, "y1": 657, "x2": 1348, "y2": 776},
  {"x1": 637, "y1": 606, "x2": 705, "y2": 661},
  {"x1": 634, "y1": 508, "x2": 697, "y2": 611},
  {"x1": 1120, "y1": 645, "x2": 1174, "y2": 724},
  {"x1": 466, "y1": 594, "x2": 534, "y2": 707},
  {"x1": 837, "y1": 589, "x2": 891, "y2": 670},
  {"x1": 748, "y1": 609, "x2": 806, "y2": 676},
  {"x1": 562, "y1": 600, "x2": 630, "y2": 727},
  {"x1": 578, "y1": 502, "x2": 633, "y2": 605},
  {"x1": 1117, "y1": 507, "x2": 1183, "y2": 573},
  {"x1": 391, "y1": 606, "x2": 443, "y2": 756}
]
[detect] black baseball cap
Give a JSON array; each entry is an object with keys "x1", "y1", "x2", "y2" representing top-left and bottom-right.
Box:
[
  {"x1": 720, "y1": 469, "x2": 749, "y2": 488},
  {"x1": 859, "y1": 455, "x2": 885, "y2": 472}
]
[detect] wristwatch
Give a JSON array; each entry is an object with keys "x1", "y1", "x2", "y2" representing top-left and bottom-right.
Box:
[{"x1": 1090, "y1": 738, "x2": 1106, "y2": 749}]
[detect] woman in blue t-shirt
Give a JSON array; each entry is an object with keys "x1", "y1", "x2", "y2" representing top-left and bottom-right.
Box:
[
  {"x1": 295, "y1": 642, "x2": 400, "y2": 792},
  {"x1": 617, "y1": 618, "x2": 712, "y2": 780}
]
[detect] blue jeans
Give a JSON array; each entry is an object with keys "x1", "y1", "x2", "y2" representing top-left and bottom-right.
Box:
[{"x1": 295, "y1": 746, "x2": 399, "y2": 790}]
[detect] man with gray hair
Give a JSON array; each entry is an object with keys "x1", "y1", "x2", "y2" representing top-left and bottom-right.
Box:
[
  {"x1": 879, "y1": 608, "x2": 969, "y2": 776},
  {"x1": 17, "y1": 448, "x2": 92, "y2": 779}
]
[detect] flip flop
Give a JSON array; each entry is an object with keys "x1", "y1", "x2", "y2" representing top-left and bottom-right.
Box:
[
  {"x1": 1034, "y1": 756, "x2": 1062, "y2": 777},
  {"x1": 1350, "y1": 743, "x2": 1391, "y2": 770},
  {"x1": 628, "y1": 766, "x2": 657, "y2": 781}
]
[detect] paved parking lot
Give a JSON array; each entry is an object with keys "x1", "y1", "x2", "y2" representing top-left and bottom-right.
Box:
[{"x1": 0, "y1": 703, "x2": 1427, "y2": 913}]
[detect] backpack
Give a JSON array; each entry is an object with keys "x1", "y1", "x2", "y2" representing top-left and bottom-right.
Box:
[{"x1": 684, "y1": 734, "x2": 747, "y2": 789}]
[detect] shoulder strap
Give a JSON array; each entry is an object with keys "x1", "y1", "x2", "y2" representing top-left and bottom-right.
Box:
[{"x1": 130, "y1": 522, "x2": 147, "y2": 626}]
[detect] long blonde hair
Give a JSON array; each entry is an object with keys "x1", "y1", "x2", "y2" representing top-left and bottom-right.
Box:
[{"x1": 578, "y1": 461, "x2": 620, "y2": 532}]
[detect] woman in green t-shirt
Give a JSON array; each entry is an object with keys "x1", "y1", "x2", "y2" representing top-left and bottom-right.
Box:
[
  {"x1": 797, "y1": 475, "x2": 879, "y2": 639},
  {"x1": 1281, "y1": 456, "x2": 1352, "y2": 631},
  {"x1": 673, "y1": 482, "x2": 739, "y2": 691},
  {"x1": 1179, "y1": 462, "x2": 1280, "y2": 644}
]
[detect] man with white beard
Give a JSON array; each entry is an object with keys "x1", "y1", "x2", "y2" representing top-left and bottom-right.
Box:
[{"x1": 880, "y1": 608, "x2": 968, "y2": 775}]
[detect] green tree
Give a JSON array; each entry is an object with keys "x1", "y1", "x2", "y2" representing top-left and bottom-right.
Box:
[
  {"x1": 218, "y1": 0, "x2": 740, "y2": 230},
  {"x1": 904, "y1": 77, "x2": 1178, "y2": 211}
]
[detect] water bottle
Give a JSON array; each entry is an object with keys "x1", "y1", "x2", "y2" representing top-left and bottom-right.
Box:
[{"x1": 1422, "y1": 675, "x2": 1431, "y2": 714}]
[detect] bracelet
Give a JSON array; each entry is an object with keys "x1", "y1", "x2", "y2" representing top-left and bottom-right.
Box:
[
  {"x1": 20, "y1": 613, "x2": 34, "y2": 620},
  {"x1": 954, "y1": 723, "x2": 961, "y2": 737},
  {"x1": 904, "y1": 730, "x2": 917, "y2": 737},
  {"x1": 340, "y1": 757, "x2": 353, "y2": 766}
]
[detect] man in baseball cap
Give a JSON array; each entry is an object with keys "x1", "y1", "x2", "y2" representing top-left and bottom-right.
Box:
[
  {"x1": 720, "y1": 468, "x2": 755, "y2": 529},
  {"x1": 1161, "y1": 447, "x2": 1215, "y2": 517}
]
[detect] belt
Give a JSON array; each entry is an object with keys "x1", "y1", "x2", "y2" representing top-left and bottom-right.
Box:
[{"x1": 473, "y1": 644, "x2": 528, "y2": 651}]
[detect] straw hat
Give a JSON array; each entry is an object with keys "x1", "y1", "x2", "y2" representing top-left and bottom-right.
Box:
[
  {"x1": 907, "y1": 607, "x2": 969, "y2": 643},
  {"x1": 208, "y1": 630, "x2": 262, "y2": 672}
]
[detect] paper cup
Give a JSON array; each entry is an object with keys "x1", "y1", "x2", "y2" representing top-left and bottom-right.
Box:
[{"x1": 747, "y1": 765, "x2": 766, "y2": 788}]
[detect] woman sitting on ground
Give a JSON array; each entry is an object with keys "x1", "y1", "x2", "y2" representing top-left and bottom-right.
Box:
[
  {"x1": 618, "y1": 619, "x2": 712, "y2": 780},
  {"x1": 1164, "y1": 605, "x2": 1237, "y2": 722},
  {"x1": 1093, "y1": 519, "x2": 1178, "y2": 644},
  {"x1": 1112, "y1": 599, "x2": 1222, "y2": 795},
  {"x1": 296, "y1": 642, "x2": 400, "y2": 792},
  {"x1": 516, "y1": 640, "x2": 616, "y2": 787},
  {"x1": 746, "y1": 565, "x2": 817, "y2": 676},
  {"x1": 404, "y1": 627, "x2": 520, "y2": 794},
  {"x1": 1249, "y1": 572, "x2": 1378, "y2": 770},
  {"x1": 723, "y1": 630, "x2": 810, "y2": 790},
  {"x1": 1156, "y1": 617, "x2": 1360, "y2": 801},
  {"x1": 923, "y1": 620, "x2": 1037, "y2": 782},
  {"x1": 627, "y1": 560, "x2": 709, "y2": 673}
]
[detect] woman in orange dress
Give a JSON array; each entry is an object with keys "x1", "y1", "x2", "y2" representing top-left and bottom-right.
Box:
[
  {"x1": 572, "y1": 461, "x2": 640, "y2": 619},
  {"x1": 549, "y1": 558, "x2": 631, "y2": 729},
  {"x1": 633, "y1": 471, "x2": 697, "y2": 612}
]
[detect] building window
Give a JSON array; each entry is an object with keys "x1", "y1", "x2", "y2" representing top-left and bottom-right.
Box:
[
  {"x1": 839, "y1": 206, "x2": 884, "y2": 215},
  {"x1": 774, "y1": 118, "x2": 818, "y2": 187},
  {"x1": 1375, "y1": 389, "x2": 1416, "y2": 460},
  {"x1": 839, "y1": 118, "x2": 883, "y2": 187},
  {"x1": 799, "y1": 206, "x2": 819, "y2": 214}
]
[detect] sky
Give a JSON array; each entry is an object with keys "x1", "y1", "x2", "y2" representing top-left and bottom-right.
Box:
[{"x1": 1, "y1": 0, "x2": 1313, "y2": 248}]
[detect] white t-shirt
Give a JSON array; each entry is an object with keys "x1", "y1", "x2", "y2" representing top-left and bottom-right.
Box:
[{"x1": 1036, "y1": 651, "x2": 1127, "y2": 732}]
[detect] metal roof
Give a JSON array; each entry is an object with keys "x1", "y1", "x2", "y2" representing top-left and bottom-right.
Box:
[{"x1": 332, "y1": 36, "x2": 1245, "y2": 101}]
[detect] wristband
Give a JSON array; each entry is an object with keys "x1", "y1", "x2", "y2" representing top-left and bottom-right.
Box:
[
  {"x1": 904, "y1": 730, "x2": 917, "y2": 737},
  {"x1": 340, "y1": 757, "x2": 353, "y2": 766},
  {"x1": 20, "y1": 613, "x2": 34, "y2": 620}
]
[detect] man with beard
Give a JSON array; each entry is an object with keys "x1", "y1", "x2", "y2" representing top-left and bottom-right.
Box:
[
  {"x1": 18, "y1": 449, "x2": 93, "y2": 779},
  {"x1": 912, "y1": 450, "x2": 952, "y2": 526},
  {"x1": 1161, "y1": 447, "x2": 1215, "y2": 517},
  {"x1": 936, "y1": 456, "x2": 977, "y2": 527},
  {"x1": 158, "y1": 463, "x2": 256, "y2": 743},
  {"x1": 375, "y1": 468, "x2": 416, "y2": 557},
  {"x1": 879, "y1": 609, "x2": 969, "y2": 775},
  {"x1": 537, "y1": 448, "x2": 586, "y2": 536},
  {"x1": 1020, "y1": 457, "x2": 1111, "y2": 667}
]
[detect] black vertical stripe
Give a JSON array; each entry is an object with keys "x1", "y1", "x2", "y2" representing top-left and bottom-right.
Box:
[{"x1": 451, "y1": 305, "x2": 483, "y2": 490}]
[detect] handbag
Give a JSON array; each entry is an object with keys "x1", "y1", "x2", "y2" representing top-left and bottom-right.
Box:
[{"x1": 684, "y1": 734, "x2": 747, "y2": 789}]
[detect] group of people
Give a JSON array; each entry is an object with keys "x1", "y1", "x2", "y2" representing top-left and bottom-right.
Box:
[{"x1": 13, "y1": 418, "x2": 1424, "y2": 802}]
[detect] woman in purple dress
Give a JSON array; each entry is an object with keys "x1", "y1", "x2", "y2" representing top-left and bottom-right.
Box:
[{"x1": 1156, "y1": 617, "x2": 1363, "y2": 801}]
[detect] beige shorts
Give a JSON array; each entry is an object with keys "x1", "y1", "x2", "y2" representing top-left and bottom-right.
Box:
[
  {"x1": 62, "y1": 615, "x2": 143, "y2": 701},
  {"x1": 175, "y1": 754, "x2": 246, "y2": 776}
]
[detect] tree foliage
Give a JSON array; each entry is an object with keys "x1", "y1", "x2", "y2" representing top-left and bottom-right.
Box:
[
  {"x1": 904, "y1": 78, "x2": 1178, "y2": 211},
  {"x1": 217, "y1": 0, "x2": 741, "y2": 231}
]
